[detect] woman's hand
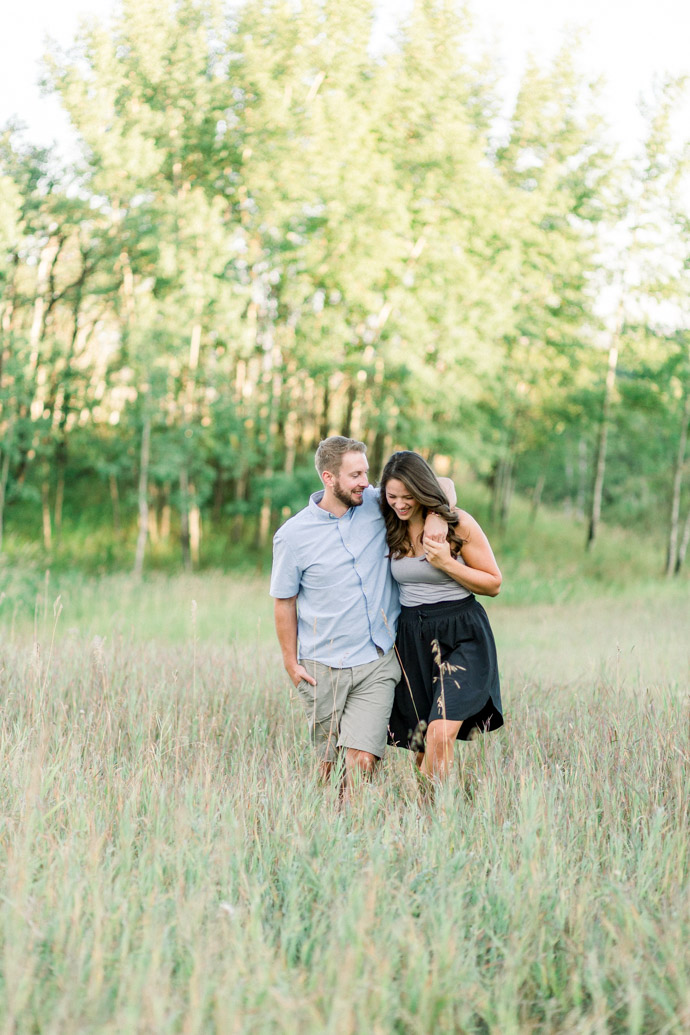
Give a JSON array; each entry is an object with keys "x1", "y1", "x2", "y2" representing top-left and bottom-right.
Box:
[{"x1": 424, "y1": 537, "x2": 453, "y2": 571}]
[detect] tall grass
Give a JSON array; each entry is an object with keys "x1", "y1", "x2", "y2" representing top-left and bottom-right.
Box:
[{"x1": 0, "y1": 572, "x2": 688, "y2": 1032}]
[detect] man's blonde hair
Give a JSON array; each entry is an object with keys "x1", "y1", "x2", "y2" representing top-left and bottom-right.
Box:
[{"x1": 315, "y1": 436, "x2": 367, "y2": 479}]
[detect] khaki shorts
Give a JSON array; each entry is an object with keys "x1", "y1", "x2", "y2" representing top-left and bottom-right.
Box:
[{"x1": 295, "y1": 650, "x2": 401, "y2": 762}]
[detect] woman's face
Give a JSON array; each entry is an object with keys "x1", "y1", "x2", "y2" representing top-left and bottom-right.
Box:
[{"x1": 385, "y1": 478, "x2": 422, "y2": 522}]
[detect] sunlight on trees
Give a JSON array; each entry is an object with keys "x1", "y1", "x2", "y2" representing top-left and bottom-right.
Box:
[{"x1": 0, "y1": 0, "x2": 688, "y2": 572}]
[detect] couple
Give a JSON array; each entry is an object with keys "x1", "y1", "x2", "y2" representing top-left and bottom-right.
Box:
[{"x1": 271, "y1": 436, "x2": 503, "y2": 792}]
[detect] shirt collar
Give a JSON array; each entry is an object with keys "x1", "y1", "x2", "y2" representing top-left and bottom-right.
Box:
[{"x1": 308, "y1": 490, "x2": 354, "y2": 521}]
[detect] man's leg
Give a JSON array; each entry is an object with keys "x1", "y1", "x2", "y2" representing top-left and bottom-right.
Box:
[
  {"x1": 343, "y1": 747, "x2": 378, "y2": 794},
  {"x1": 295, "y1": 660, "x2": 350, "y2": 777},
  {"x1": 338, "y1": 649, "x2": 400, "y2": 796}
]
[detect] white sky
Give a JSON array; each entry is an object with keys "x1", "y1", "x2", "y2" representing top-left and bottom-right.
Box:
[{"x1": 1, "y1": 0, "x2": 689, "y2": 160}]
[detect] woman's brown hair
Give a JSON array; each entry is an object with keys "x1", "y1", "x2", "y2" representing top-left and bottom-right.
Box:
[{"x1": 379, "y1": 451, "x2": 465, "y2": 559}]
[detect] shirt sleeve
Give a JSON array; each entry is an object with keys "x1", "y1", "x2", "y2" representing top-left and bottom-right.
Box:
[{"x1": 269, "y1": 533, "x2": 303, "y2": 598}]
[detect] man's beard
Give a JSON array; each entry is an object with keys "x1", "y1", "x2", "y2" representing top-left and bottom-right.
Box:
[{"x1": 332, "y1": 479, "x2": 364, "y2": 508}]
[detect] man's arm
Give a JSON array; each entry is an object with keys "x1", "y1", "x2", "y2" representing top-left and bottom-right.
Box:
[
  {"x1": 438, "y1": 476, "x2": 457, "y2": 507},
  {"x1": 424, "y1": 510, "x2": 447, "y2": 540},
  {"x1": 273, "y1": 596, "x2": 317, "y2": 687}
]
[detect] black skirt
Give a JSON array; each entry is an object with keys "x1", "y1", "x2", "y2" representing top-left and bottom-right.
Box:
[{"x1": 389, "y1": 595, "x2": 503, "y2": 750}]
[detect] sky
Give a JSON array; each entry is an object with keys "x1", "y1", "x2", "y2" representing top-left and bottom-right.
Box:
[{"x1": 1, "y1": 0, "x2": 689, "y2": 160}]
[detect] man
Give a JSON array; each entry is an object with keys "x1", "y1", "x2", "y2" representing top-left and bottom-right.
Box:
[{"x1": 270, "y1": 436, "x2": 449, "y2": 791}]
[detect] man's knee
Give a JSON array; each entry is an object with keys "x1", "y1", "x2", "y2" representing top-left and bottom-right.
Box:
[{"x1": 346, "y1": 748, "x2": 378, "y2": 774}]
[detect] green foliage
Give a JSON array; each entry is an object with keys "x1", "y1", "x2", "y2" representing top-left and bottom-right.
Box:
[{"x1": 0, "y1": 1, "x2": 689, "y2": 573}]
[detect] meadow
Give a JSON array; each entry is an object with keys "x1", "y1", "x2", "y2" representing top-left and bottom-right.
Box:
[{"x1": 0, "y1": 550, "x2": 688, "y2": 1033}]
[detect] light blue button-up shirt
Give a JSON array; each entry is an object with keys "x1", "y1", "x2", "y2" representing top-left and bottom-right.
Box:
[{"x1": 270, "y1": 487, "x2": 400, "y2": 668}]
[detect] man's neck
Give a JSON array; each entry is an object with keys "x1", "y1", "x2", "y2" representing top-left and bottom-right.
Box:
[{"x1": 317, "y1": 490, "x2": 349, "y2": 518}]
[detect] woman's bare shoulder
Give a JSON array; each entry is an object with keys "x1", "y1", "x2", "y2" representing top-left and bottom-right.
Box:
[{"x1": 455, "y1": 509, "x2": 483, "y2": 540}]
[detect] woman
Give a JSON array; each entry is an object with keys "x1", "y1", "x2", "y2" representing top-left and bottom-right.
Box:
[{"x1": 380, "y1": 451, "x2": 503, "y2": 780}]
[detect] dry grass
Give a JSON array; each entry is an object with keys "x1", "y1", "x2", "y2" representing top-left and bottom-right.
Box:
[{"x1": 0, "y1": 573, "x2": 688, "y2": 1032}]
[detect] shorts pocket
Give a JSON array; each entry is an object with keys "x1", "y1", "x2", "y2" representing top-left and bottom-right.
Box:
[{"x1": 296, "y1": 677, "x2": 315, "y2": 699}]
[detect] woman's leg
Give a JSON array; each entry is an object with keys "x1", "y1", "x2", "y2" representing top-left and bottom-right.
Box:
[{"x1": 420, "y1": 718, "x2": 463, "y2": 779}]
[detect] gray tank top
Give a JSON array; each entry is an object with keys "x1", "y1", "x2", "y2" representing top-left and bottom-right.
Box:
[{"x1": 390, "y1": 554, "x2": 472, "y2": 606}]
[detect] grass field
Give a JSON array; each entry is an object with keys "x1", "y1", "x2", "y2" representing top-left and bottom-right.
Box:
[{"x1": 0, "y1": 566, "x2": 688, "y2": 1033}]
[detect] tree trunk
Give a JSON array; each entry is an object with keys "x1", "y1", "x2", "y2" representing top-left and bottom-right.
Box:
[
  {"x1": 54, "y1": 440, "x2": 67, "y2": 541},
  {"x1": 675, "y1": 505, "x2": 690, "y2": 574},
  {"x1": 212, "y1": 465, "x2": 225, "y2": 524},
  {"x1": 160, "y1": 483, "x2": 171, "y2": 543},
  {"x1": 42, "y1": 478, "x2": 52, "y2": 551},
  {"x1": 665, "y1": 387, "x2": 690, "y2": 576},
  {"x1": 284, "y1": 412, "x2": 297, "y2": 477},
  {"x1": 109, "y1": 474, "x2": 121, "y2": 536},
  {"x1": 563, "y1": 447, "x2": 574, "y2": 518},
  {"x1": 319, "y1": 379, "x2": 330, "y2": 442},
  {"x1": 232, "y1": 473, "x2": 247, "y2": 541},
  {"x1": 54, "y1": 469, "x2": 65, "y2": 541},
  {"x1": 492, "y1": 450, "x2": 514, "y2": 528},
  {"x1": 577, "y1": 436, "x2": 588, "y2": 520},
  {"x1": 499, "y1": 457, "x2": 514, "y2": 530},
  {"x1": 342, "y1": 382, "x2": 356, "y2": 439},
  {"x1": 258, "y1": 344, "x2": 283, "y2": 549},
  {"x1": 0, "y1": 253, "x2": 18, "y2": 384},
  {"x1": 491, "y1": 457, "x2": 502, "y2": 524},
  {"x1": 530, "y1": 472, "x2": 545, "y2": 521},
  {"x1": 133, "y1": 418, "x2": 151, "y2": 578},
  {"x1": 277, "y1": 412, "x2": 298, "y2": 522},
  {"x1": 28, "y1": 237, "x2": 62, "y2": 375},
  {"x1": 258, "y1": 490, "x2": 272, "y2": 548},
  {"x1": 369, "y1": 426, "x2": 386, "y2": 480},
  {"x1": 234, "y1": 359, "x2": 247, "y2": 401},
  {"x1": 188, "y1": 291, "x2": 203, "y2": 376},
  {"x1": 0, "y1": 423, "x2": 12, "y2": 553},
  {"x1": 587, "y1": 344, "x2": 618, "y2": 550},
  {"x1": 147, "y1": 493, "x2": 160, "y2": 545},
  {"x1": 179, "y1": 466, "x2": 191, "y2": 571},
  {"x1": 189, "y1": 488, "x2": 201, "y2": 566}
]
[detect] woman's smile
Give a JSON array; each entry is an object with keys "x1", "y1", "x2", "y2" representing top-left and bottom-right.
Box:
[{"x1": 385, "y1": 478, "x2": 422, "y2": 521}]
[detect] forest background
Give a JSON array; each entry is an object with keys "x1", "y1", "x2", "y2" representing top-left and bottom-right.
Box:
[{"x1": 1, "y1": 0, "x2": 690, "y2": 579}]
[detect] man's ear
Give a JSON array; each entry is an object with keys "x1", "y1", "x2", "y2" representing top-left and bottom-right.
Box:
[{"x1": 322, "y1": 469, "x2": 335, "y2": 488}]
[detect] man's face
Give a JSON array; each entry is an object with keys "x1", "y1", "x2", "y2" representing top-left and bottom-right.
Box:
[{"x1": 330, "y1": 451, "x2": 369, "y2": 508}]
